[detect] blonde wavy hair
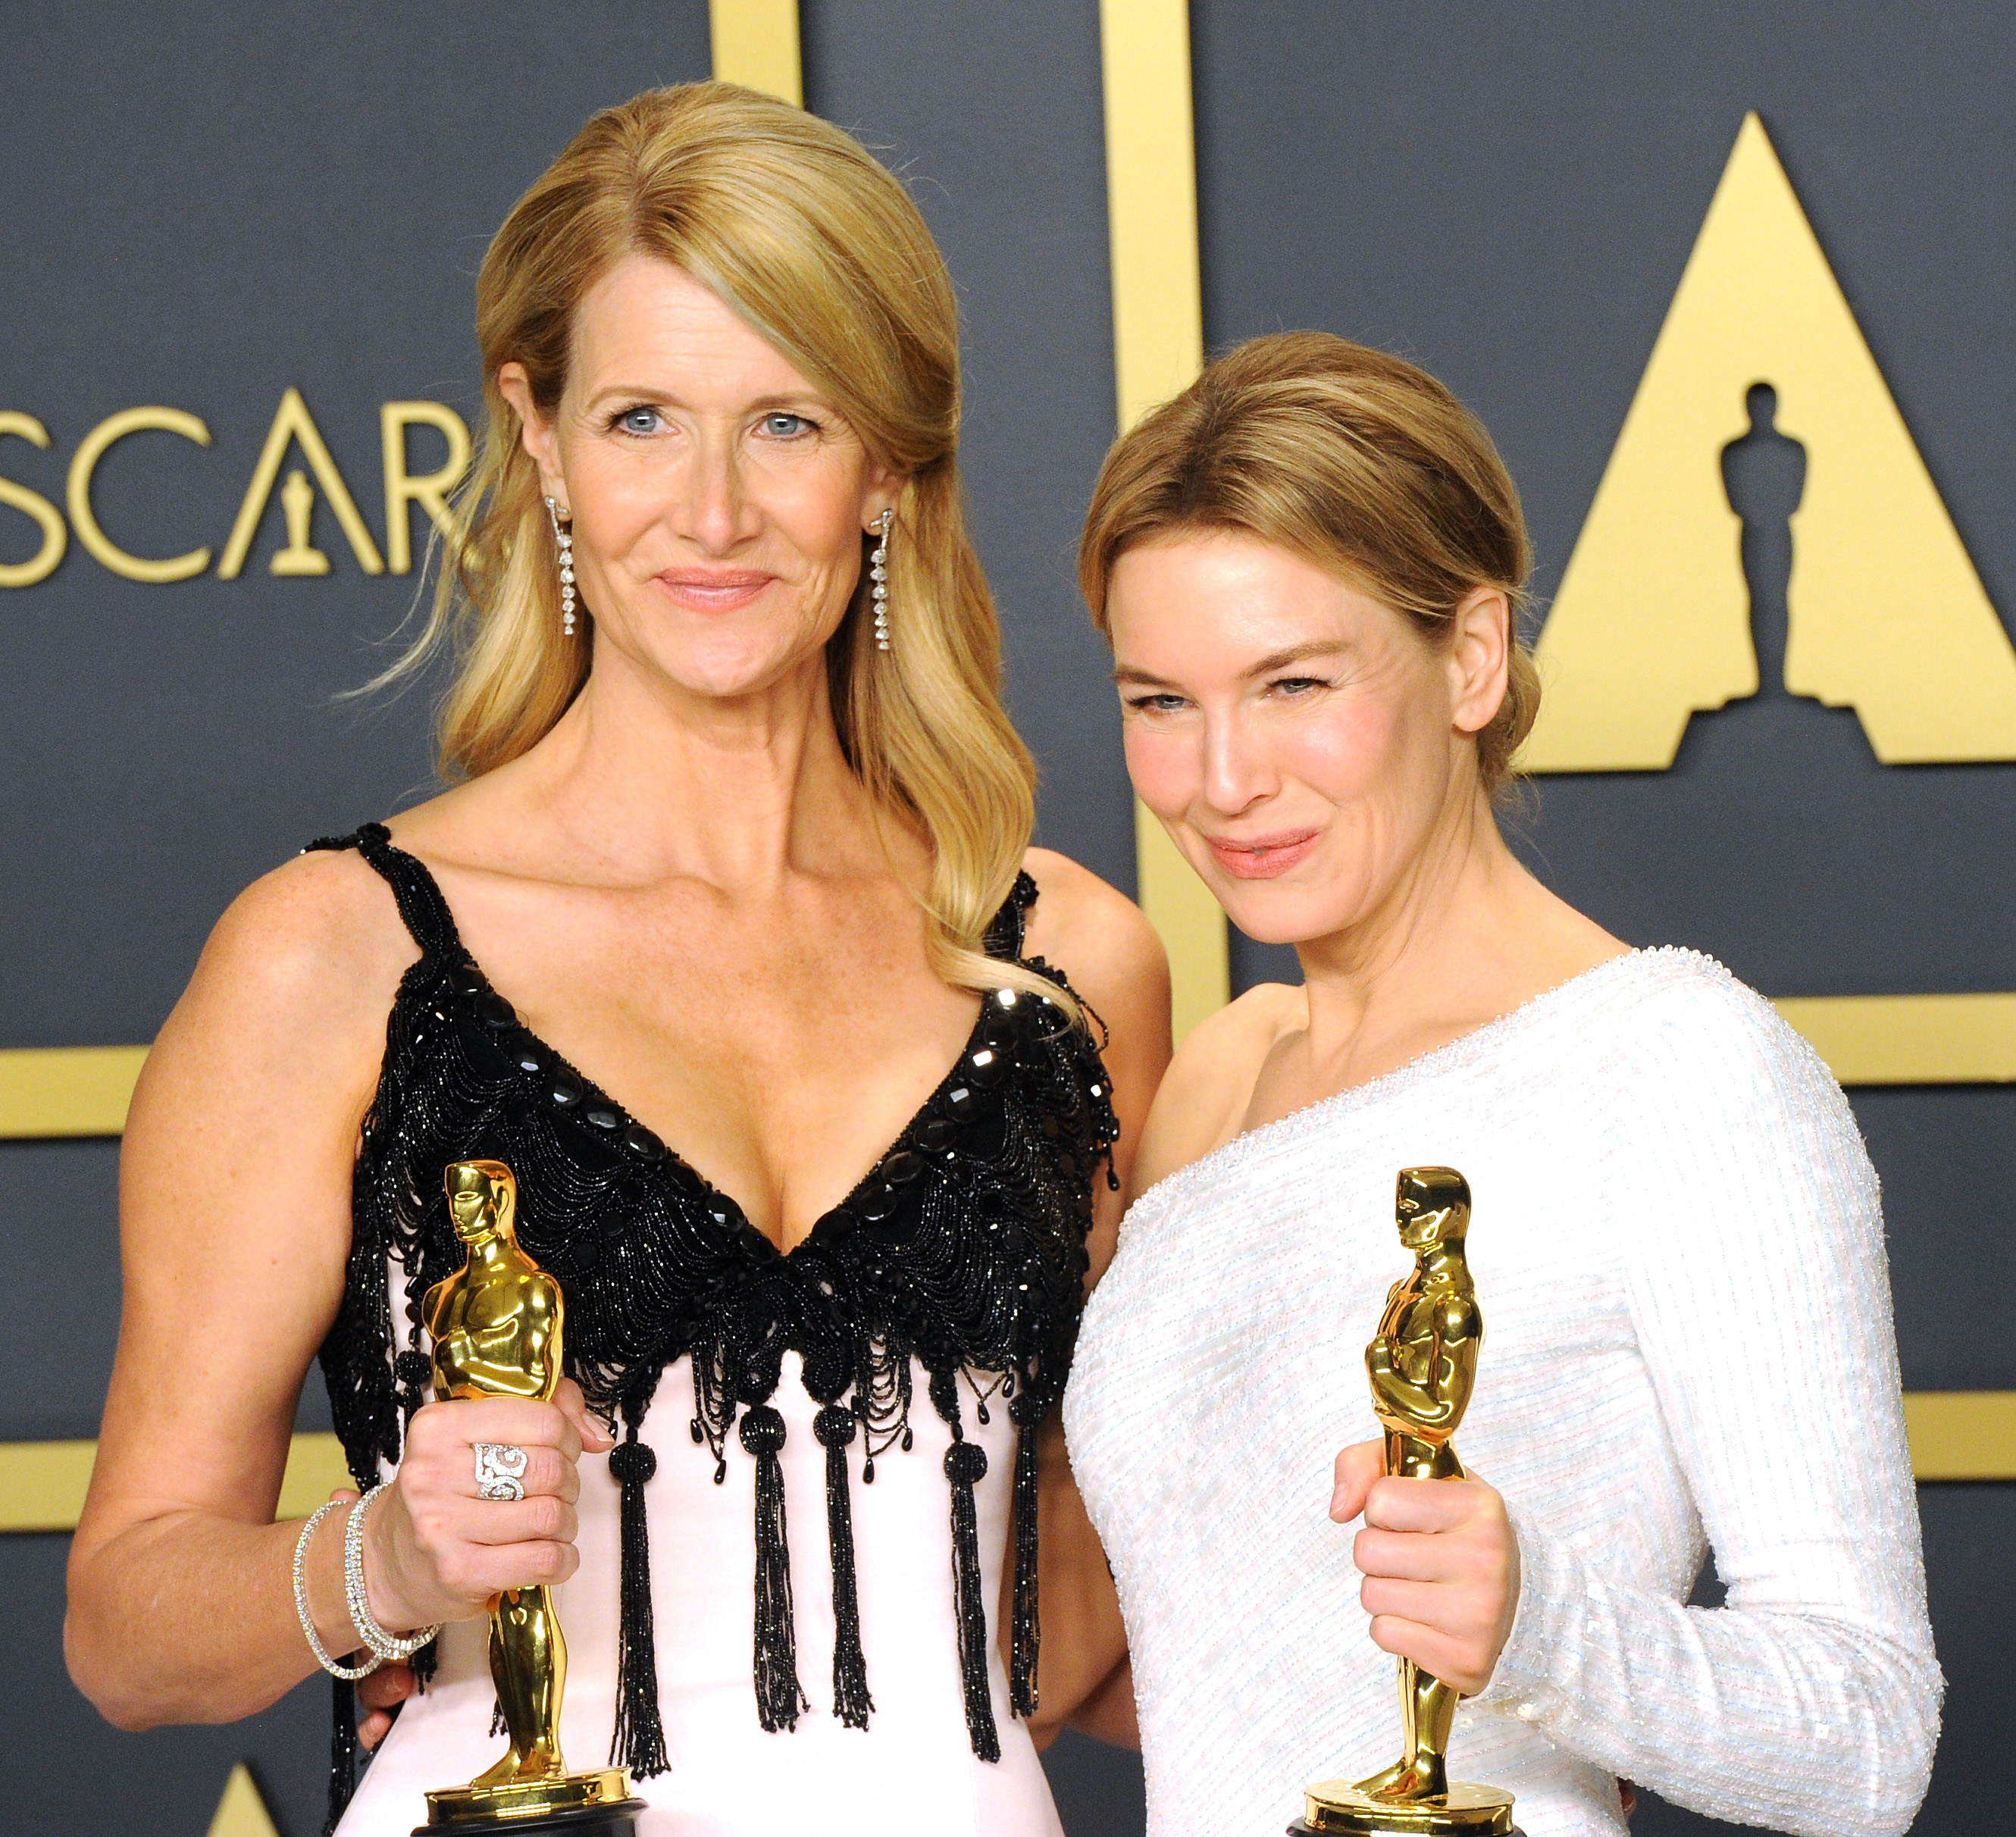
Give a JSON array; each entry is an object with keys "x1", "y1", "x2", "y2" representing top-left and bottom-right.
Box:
[
  {"x1": 1078, "y1": 331, "x2": 1540, "y2": 802},
  {"x1": 390, "y1": 82, "x2": 1059, "y2": 1006}
]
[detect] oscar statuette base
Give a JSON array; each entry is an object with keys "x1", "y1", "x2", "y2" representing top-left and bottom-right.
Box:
[
  {"x1": 1291, "y1": 1779, "x2": 1519, "y2": 1836},
  {"x1": 415, "y1": 1767, "x2": 643, "y2": 1836}
]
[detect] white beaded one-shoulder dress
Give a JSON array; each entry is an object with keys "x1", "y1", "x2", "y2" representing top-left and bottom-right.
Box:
[{"x1": 1065, "y1": 949, "x2": 1941, "y2": 1837}]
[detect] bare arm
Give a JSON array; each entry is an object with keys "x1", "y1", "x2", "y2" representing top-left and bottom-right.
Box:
[
  {"x1": 1015, "y1": 850, "x2": 1170, "y2": 1747},
  {"x1": 65, "y1": 851, "x2": 406, "y2": 1726},
  {"x1": 65, "y1": 851, "x2": 605, "y2": 1732}
]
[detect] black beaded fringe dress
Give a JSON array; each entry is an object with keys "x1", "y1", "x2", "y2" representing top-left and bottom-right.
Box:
[{"x1": 309, "y1": 824, "x2": 1119, "y2": 1827}]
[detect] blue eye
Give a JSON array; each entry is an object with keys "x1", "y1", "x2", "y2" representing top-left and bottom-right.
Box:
[
  {"x1": 1127, "y1": 693, "x2": 1188, "y2": 715},
  {"x1": 615, "y1": 406, "x2": 662, "y2": 436},
  {"x1": 761, "y1": 412, "x2": 811, "y2": 437}
]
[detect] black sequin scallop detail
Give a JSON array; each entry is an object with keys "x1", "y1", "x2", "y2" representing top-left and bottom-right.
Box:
[{"x1": 307, "y1": 825, "x2": 1117, "y2": 1819}]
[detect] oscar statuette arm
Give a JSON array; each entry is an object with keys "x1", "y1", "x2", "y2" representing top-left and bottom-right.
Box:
[
  {"x1": 1366, "y1": 1295, "x2": 1479, "y2": 1433},
  {"x1": 430, "y1": 1276, "x2": 562, "y2": 1402},
  {"x1": 1470, "y1": 990, "x2": 1942, "y2": 1837}
]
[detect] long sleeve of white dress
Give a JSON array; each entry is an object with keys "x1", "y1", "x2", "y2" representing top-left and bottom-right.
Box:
[
  {"x1": 1064, "y1": 950, "x2": 1942, "y2": 1837},
  {"x1": 1470, "y1": 975, "x2": 1943, "y2": 1837}
]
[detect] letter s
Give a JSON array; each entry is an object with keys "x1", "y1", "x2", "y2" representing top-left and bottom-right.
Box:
[{"x1": 0, "y1": 414, "x2": 67, "y2": 589}]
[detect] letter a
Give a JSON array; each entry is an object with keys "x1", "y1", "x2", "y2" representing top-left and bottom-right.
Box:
[
  {"x1": 218, "y1": 388, "x2": 385, "y2": 579},
  {"x1": 1523, "y1": 114, "x2": 2016, "y2": 770}
]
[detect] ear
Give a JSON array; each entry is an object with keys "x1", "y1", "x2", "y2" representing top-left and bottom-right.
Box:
[
  {"x1": 1447, "y1": 586, "x2": 1511, "y2": 739},
  {"x1": 860, "y1": 461, "x2": 907, "y2": 534},
  {"x1": 497, "y1": 361, "x2": 566, "y2": 506}
]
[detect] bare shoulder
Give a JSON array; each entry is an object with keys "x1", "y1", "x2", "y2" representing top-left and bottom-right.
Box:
[
  {"x1": 1018, "y1": 847, "x2": 1166, "y2": 1006},
  {"x1": 192, "y1": 845, "x2": 413, "y2": 1016},
  {"x1": 1131, "y1": 981, "x2": 1306, "y2": 1196},
  {"x1": 130, "y1": 844, "x2": 415, "y2": 1142}
]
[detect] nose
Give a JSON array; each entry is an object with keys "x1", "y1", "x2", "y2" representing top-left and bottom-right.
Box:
[
  {"x1": 677, "y1": 425, "x2": 759, "y2": 555},
  {"x1": 1198, "y1": 703, "x2": 1280, "y2": 818}
]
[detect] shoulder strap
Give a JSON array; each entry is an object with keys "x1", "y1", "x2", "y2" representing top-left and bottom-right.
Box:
[
  {"x1": 981, "y1": 868, "x2": 1038, "y2": 962},
  {"x1": 304, "y1": 822, "x2": 462, "y2": 960}
]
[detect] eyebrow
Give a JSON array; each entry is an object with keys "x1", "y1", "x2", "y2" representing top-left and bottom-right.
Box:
[
  {"x1": 1244, "y1": 640, "x2": 1350, "y2": 674},
  {"x1": 1112, "y1": 639, "x2": 1349, "y2": 688},
  {"x1": 579, "y1": 384, "x2": 834, "y2": 415}
]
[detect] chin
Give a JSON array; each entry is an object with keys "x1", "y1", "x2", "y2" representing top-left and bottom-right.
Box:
[
  {"x1": 1213, "y1": 885, "x2": 1327, "y2": 952},
  {"x1": 636, "y1": 630, "x2": 819, "y2": 701}
]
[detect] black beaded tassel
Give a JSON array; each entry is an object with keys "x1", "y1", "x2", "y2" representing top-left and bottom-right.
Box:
[
  {"x1": 813, "y1": 1404, "x2": 874, "y2": 1729},
  {"x1": 1010, "y1": 1416, "x2": 1041, "y2": 1718},
  {"x1": 739, "y1": 1404, "x2": 809, "y2": 1732},
  {"x1": 609, "y1": 1426, "x2": 670, "y2": 1776},
  {"x1": 944, "y1": 1435, "x2": 1001, "y2": 1761},
  {"x1": 323, "y1": 1676, "x2": 358, "y2": 1837}
]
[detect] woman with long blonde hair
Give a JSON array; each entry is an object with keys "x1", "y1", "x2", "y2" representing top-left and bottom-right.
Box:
[{"x1": 67, "y1": 83, "x2": 1165, "y2": 1836}]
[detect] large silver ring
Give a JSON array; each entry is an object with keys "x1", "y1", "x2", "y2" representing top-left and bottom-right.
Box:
[{"x1": 474, "y1": 1441, "x2": 529, "y2": 1502}]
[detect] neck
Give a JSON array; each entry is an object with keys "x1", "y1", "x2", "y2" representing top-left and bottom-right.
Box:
[
  {"x1": 507, "y1": 637, "x2": 898, "y2": 893},
  {"x1": 1292, "y1": 784, "x2": 1524, "y2": 1058},
  {"x1": 1417, "y1": 1240, "x2": 1470, "y2": 1285}
]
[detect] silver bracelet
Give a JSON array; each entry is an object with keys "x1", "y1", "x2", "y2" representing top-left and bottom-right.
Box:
[
  {"x1": 343, "y1": 1481, "x2": 442, "y2": 1663},
  {"x1": 292, "y1": 1501, "x2": 382, "y2": 1681}
]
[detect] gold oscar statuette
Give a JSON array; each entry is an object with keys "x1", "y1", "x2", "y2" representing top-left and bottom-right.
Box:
[
  {"x1": 1294, "y1": 1168, "x2": 1521, "y2": 1837},
  {"x1": 415, "y1": 1159, "x2": 644, "y2": 1837}
]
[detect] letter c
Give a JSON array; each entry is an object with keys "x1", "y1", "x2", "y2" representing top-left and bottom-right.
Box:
[
  {"x1": 67, "y1": 407, "x2": 214, "y2": 584},
  {"x1": 0, "y1": 413, "x2": 67, "y2": 589}
]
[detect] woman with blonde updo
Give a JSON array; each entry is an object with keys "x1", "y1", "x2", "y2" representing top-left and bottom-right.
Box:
[
  {"x1": 1063, "y1": 333, "x2": 1939, "y2": 1837},
  {"x1": 67, "y1": 83, "x2": 1165, "y2": 1836}
]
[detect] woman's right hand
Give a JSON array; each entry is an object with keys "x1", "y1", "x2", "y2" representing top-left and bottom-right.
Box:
[{"x1": 364, "y1": 1378, "x2": 614, "y2": 1633}]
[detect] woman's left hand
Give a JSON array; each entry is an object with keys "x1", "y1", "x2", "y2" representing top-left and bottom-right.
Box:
[{"x1": 1330, "y1": 1441, "x2": 1520, "y2": 1696}]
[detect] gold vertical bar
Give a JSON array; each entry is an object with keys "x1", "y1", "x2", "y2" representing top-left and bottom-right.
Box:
[
  {"x1": 709, "y1": 0, "x2": 803, "y2": 108},
  {"x1": 1098, "y1": 0, "x2": 1231, "y2": 1041}
]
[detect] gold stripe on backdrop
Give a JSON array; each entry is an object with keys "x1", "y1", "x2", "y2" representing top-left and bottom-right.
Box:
[
  {"x1": 709, "y1": 0, "x2": 802, "y2": 107},
  {"x1": 0, "y1": 1432, "x2": 352, "y2": 1535},
  {"x1": 1097, "y1": 0, "x2": 1231, "y2": 1043},
  {"x1": 1773, "y1": 992, "x2": 2016, "y2": 1084},
  {"x1": 0, "y1": 1401, "x2": 2003, "y2": 1531},
  {"x1": 1902, "y1": 1394, "x2": 2016, "y2": 1482},
  {"x1": 0, "y1": 1045, "x2": 149, "y2": 1138}
]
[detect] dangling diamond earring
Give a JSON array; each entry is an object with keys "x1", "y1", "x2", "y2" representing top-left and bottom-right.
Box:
[
  {"x1": 869, "y1": 509, "x2": 894, "y2": 653},
  {"x1": 544, "y1": 496, "x2": 577, "y2": 638}
]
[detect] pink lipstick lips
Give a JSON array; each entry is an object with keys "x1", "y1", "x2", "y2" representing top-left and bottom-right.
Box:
[
  {"x1": 654, "y1": 568, "x2": 776, "y2": 613},
  {"x1": 1204, "y1": 827, "x2": 1320, "y2": 880}
]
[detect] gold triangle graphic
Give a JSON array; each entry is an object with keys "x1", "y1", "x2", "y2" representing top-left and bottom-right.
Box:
[
  {"x1": 1522, "y1": 113, "x2": 2016, "y2": 770},
  {"x1": 205, "y1": 1763, "x2": 281, "y2": 1837}
]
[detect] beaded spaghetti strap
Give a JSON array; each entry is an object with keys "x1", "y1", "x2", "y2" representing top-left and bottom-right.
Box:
[{"x1": 305, "y1": 823, "x2": 462, "y2": 962}]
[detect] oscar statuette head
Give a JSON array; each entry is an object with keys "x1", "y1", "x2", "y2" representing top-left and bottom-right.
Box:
[
  {"x1": 445, "y1": 1159, "x2": 517, "y2": 1246},
  {"x1": 1395, "y1": 1166, "x2": 1471, "y2": 1253}
]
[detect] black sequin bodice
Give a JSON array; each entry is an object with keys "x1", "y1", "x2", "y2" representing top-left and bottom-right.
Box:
[{"x1": 309, "y1": 823, "x2": 1117, "y2": 1805}]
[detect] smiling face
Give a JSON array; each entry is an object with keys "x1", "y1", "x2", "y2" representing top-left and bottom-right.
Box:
[
  {"x1": 500, "y1": 254, "x2": 903, "y2": 706},
  {"x1": 1107, "y1": 530, "x2": 1508, "y2": 949}
]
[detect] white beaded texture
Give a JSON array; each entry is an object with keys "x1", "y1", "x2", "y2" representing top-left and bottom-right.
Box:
[{"x1": 869, "y1": 510, "x2": 892, "y2": 652}]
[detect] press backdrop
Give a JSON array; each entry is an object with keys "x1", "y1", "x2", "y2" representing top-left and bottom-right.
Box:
[{"x1": 2, "y1": 5, "x2": 2009, "y2": 1835}]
